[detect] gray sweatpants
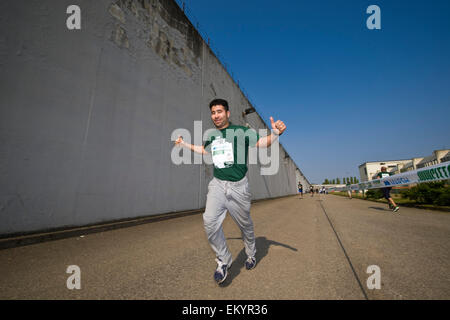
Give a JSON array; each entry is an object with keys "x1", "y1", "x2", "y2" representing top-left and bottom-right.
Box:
[{"x1": 203, "y1": 176, "x2": 256, "y2": 266}]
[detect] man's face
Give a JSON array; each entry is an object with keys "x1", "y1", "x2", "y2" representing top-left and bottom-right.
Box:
[{"x1": 210, "y1": 104, "x2": 230, "y2": 129}]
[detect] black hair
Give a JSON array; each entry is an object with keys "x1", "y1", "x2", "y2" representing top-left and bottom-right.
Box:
[{"x1": 209, "y1": 98, "x2": 229, "y2": 111}]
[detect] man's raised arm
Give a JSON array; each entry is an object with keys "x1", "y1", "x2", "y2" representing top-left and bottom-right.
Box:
[
  {"x1": 256, "y1": 116, "x2": 287, "y2": 148},
  {"x1": 174, "y1": 136, "x2": 208, "y2": 155}
]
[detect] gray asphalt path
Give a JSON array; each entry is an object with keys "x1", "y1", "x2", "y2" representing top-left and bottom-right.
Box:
[{"x1": 1, "y1": 194, "x2": 449, "y2": 299}]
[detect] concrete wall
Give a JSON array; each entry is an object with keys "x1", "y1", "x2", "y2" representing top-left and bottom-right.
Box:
[{"x1": 0, "y1": 0, "x2": 309, "y2": 236}]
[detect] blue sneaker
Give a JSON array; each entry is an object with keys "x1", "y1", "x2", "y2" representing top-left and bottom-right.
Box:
[
  {"x1": 214, "y1": 258, "x2": 229, "y2": 284},
  {"x1": 245, "y1": 256, "x2": 256, "y2": 270}
]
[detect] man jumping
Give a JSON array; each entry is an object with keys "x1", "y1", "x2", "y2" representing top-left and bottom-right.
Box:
[{"x1": 175, "y1": 98, "x2": 286, "y2": 284}]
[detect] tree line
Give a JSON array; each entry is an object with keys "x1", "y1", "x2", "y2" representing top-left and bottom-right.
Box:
[{"x1": 322, "y1": 177, "x2": 360, "y2": 185}]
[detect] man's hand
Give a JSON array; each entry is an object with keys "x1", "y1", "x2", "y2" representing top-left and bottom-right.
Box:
[
  {"x1": 175, "y1": 136, "x2": 184, "y2": 147},
  {"x1": 256, "y1": 117, "x2": 286, "y2": 148},
  {"x1": 270, "y1": 117, "x2": 286, "y2": 135}
]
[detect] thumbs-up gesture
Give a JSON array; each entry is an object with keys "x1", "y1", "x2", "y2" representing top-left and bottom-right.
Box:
[{"x1": 270, "y1": 117, "x2": 286, "y2": 135}]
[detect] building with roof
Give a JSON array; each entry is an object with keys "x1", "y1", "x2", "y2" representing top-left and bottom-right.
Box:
[
  {"x1": 359, "y1": 160, "x2": 410, "y2": 182},
  {"x1": 400, "y1": 149, "x2": 450, "y2": 172}
]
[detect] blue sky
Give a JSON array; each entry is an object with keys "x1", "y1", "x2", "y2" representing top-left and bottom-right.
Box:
[{"x1": 180, "y1": 0, "x2": 450, "y2": 183}]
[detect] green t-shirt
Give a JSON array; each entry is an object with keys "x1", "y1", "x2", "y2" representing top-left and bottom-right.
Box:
[
  {"x1": 204, "y1": 123, "x2": 259, "y2": 182},
  {"x1": 376, "y1": 172, "x2": 392, "y2": 179}
]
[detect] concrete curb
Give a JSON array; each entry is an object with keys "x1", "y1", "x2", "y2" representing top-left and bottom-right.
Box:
[
  {"x1": 0, "y1": 209, "x2": 203, "y2": 251},
  {"x1": 0, "y1": 194, "x2": 298, "y2": 250}
]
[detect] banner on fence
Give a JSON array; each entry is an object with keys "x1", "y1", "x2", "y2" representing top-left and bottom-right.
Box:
[{"x1": 328, "y1": 161, "x2": 450, "y2": 192}]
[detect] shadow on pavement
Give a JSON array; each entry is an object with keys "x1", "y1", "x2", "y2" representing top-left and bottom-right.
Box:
[
  {"x1": 220, "y1": 236, "x2": 298, "y2": 287},
  {"x1": 369, "y1": 206, "x2": 390, "y2": 211}
]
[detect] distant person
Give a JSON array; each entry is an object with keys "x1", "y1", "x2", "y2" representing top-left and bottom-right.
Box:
[
  {"x1": 298, "y1": 182, "x2": 303, "y2": 198},
  {"x1": 346, "y1": 182, "x2": 352, "y2": 199},
  {"x1": 310, "y1": 185, "x2": 314, "y2": 197},
  {"x1": 376, "y1": 167, "x2": 399, "y2": 212}
]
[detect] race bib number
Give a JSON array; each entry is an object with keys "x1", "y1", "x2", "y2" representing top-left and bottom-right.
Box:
[
  {"x1": 380, "y1": 173, "x2": 390, "y2": 178},
  {"x1": 211, "y1": 138, "x2": 234, "y2": 169}
]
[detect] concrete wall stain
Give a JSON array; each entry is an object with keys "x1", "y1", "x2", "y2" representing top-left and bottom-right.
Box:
[{"x1": 108, "y1": 0, "x2": 202, "y2": 77}]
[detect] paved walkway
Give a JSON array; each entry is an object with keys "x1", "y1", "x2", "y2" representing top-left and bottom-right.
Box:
[{"x1": 1, "y1": 194, "x2": 449, "y2": 299}]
